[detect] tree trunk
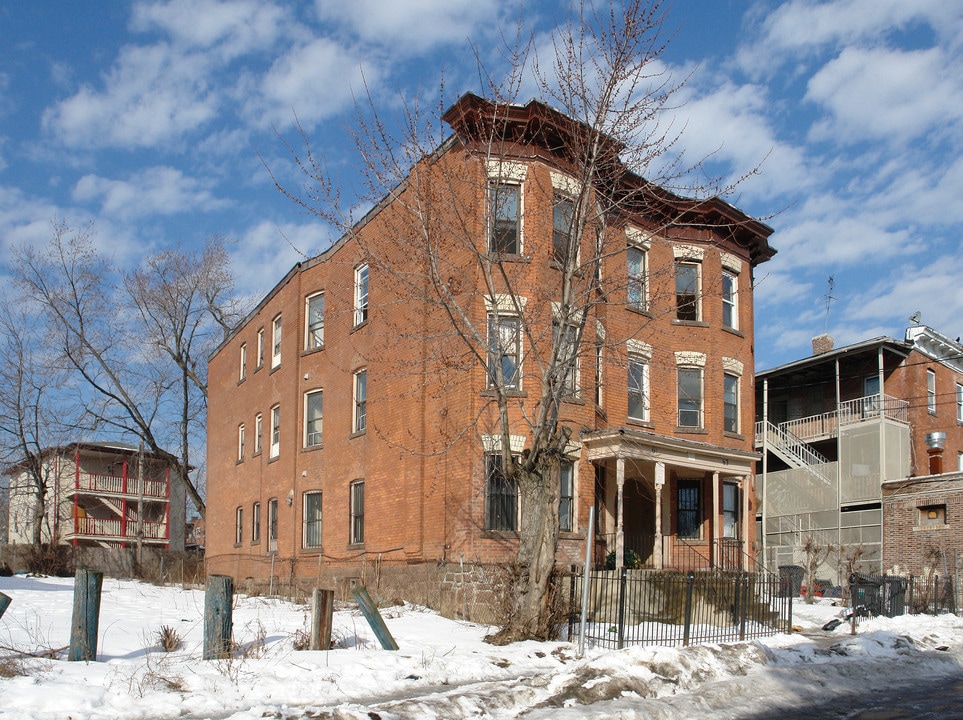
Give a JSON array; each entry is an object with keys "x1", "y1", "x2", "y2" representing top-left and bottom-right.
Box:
[{"x1": 491, "y1": 465, "x2": 561, "y2": 643}]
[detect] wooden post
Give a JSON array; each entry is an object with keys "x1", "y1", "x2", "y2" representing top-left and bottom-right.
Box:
[
  {"x1": 203, "y1": 575, "x2": 234, "y2": 660},
  {"x1": 0, "y1": 591, "x2": 11, "y2": 620},
  {"x1": 352, "y1": 586, "x2": 399, "y2": 650},
  {"x1": 310, "y1": 588, "x2": 335, "y2": 650},
  {"x1": 68, "y1": 569, "x2": 103, "y2": 661}
]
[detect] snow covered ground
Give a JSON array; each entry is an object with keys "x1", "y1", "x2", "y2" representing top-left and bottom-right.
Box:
[{"x1": 1, "y1": 574, "x2": 961, "y2": 719}]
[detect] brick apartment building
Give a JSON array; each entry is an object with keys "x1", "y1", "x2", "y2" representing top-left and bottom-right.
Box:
[
  {"x1": 6, "y1": 442, "x2": 185, "y2": 550},
  {"x1": 205, "y1": 94, "x2": 775, "y2": 601},
  {"x1": 756, "y1": 325, "x2": 963, "y2": 578}
]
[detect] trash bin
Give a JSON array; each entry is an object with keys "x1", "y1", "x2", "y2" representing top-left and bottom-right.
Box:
[
  {"x1": 779, "y1": 565, "x2": 804, "y2": 597},
  {"x1": 849, "y1": 573, "x2": 882, "y2": 616},
  {"x1": 883, "y1": 576, "x2": 908, "y2": 617}
]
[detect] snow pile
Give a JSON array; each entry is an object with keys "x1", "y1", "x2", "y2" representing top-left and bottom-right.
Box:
[{"x1": 0, "y1": 575, "x2": 961, "y2": 719}]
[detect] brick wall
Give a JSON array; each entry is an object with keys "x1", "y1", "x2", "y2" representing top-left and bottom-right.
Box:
[{"x1": 882, "y1": 473, "x2": 963, "y2": 577}]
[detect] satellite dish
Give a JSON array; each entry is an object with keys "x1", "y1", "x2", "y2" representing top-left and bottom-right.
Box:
[{"x1": 909, "y1": 311, "x2": 921, "y2": 324}]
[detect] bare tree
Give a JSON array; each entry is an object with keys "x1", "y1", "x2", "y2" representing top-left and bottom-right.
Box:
[
  {"x1": 0, "y1": 299, "x2": 72, "y2": 546},
  {"x1": 274, "y1": 0, "x2": 754, "y2": 641},
  {"x1": 12, "y1": 224, "x2": 244, "y2": 519}
]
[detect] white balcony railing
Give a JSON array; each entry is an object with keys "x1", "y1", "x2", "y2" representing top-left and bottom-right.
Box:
[
  {"x1": 70, "y1": 516, "x2": 168, "y2": 540},
  {"x1": 73, "y1": 472, "x2": 169, "y2": 499}
]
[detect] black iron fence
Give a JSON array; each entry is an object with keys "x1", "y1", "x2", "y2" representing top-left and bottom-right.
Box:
[
  {"x1": 848, "y1": 572, "x2": 956, "y2": 621},
  {"x1": 566, "y1": 567, "x2": 792, "y2": 650}
]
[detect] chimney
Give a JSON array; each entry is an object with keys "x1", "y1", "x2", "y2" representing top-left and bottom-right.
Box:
[
  {"x1": 925, "y1": 432, "x2": 946, "y2": 475},
  {"x1": 812, "y1": 334, "x2": 834, "y2": 356}
]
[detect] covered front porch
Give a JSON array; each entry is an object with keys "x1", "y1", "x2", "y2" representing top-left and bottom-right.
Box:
[{"x1": 582, "y1": 428, "x2": 758, "y2": 571}]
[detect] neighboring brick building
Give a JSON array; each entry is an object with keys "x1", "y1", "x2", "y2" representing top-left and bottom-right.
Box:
[
  {"x1": 205, "y1": 94, "x2": 775, "y2": 602},
  {"x1": 882, "y1": 471, "x2": 963, "y2": 578},
  {"x1": 756, "y1": 325, "x2": 963, "y2": 578},
  {"x1": 6, "y1": 442, "x2": 186, "y2": 550}
]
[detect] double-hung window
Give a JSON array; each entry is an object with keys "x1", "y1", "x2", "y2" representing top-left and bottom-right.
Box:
[
  {"x1": 553, "y1": 321, "x2": 579, "y2": 395},
  {"x1": 675, "y1": 262, "x2": 701, "y2": 321},
  {"x1": 627, "y1": 246, "x2": 647, "y2": 312},
  {"x1": 677, "y1": 480, "x2": 701, "y2": 538},
  {"x1": 303, "y1": 491, "x2": 322, "y2": 548},
  {"x1": 271, "y1": 314, "x2": 282, "y2": 369},
  {"x1": 353, "y1": 370, "x2": 367, "y2": 433},
  {"x1": 304, "y1": 390, "x2": 323, "y2": 447},
  {"x1": 723, "y1": 373, "x2": 739, "y2": 434},
  {"x1": 678, "y1": 367, "x2": 703, "y2": 428},
  {"x1": 489, "y1": 183, "x2": 520, "y2": 254},
  {"x1": 268, "y1": 498, "x2": 278, "y2": 552},
  {"x1": 485, "y1": 453, "x2": 518, "y2": 531},
  {"x1": 256, "y1": 328, "x2": 265, "y2": 368},
  {"x1": 252, "y1": 502, "x2": 261, "y2": 543},
  {"x1": 235, "y1": 507, "x2": 243, "y2": 545},
  {"x1": 553, "y1": 194, "x2": 575, "y2": 265},
  {"x1": 559, "y1": 461, "x2": 574, "y2": 532},
  {"x1": 487, "y1": 314, "x2": 520, "y2": 390},
  {"x1": 239, "y1": 343, "x2": 247, "y2": 381},
  {"x1": 722, "y1": 271, "x2": 738, "y2": 329},
  {"x1": 270, "y1": 404, "x2": 280, "y2": 458},
  {"x1": 928, "y1": 369, "x2": 937, "y2": 414},
  {"x1": 956, "y1": 383, "x2": 963, "y2": 423},
  {"x1": 354, "y1": 264, "x2": 369, "y2": 326},
  {"x1": 237, "y1": 424, "x2": 245, "y2": 461},
  {"x1": 306, "y1": 293, "x2": 325, "y2": 350},
  {"x1": 349, "y1": 480, "x2": 364, "y2": 544},
  {"x1": 723, "y1": 483, "x2": 739, "y2": 538},
  {"x1": 254, "y1": 413, "x2": 262, "y2": 455},
  {"x1": 628, "y1": 356, "x2": 649, "y2": 422}
]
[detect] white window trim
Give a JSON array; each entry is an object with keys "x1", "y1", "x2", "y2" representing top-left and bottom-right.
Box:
[
  {"x1": 722, "y1": 269, "x2": 738, "y2": 330},
  {"x1": 353, "y1": 369, "x2": 367, "y2": 433},
  {"x1": 271, "y1": 314, "x2": 282, "y2": 369},
  {"x1": 239, "y1": 343, "x2": 247, "y2": 381},
  {"x1": 254, "y1": 413, "x2": 262, "y2": 455},
  {"x1": 677, "y1": 365, "x2": 705, "y2": 429},
  {"x1": 237, "y1": 424, "x2": 245, "y2": 461},
  {"x1": 304, "y1": 389, "x2": 323, "y2": 448},
  {"x1": 928, "y1": 369, "x2": 937, "y2": 414},
  {"x1": 675, "y1": 259, "x2": 703, "y2": 322},
  {"x1": 305, "y1": 292, "x2": 325, "y2": 350},
  {"x1": 723, "y1": 373, "x2": 740, "y2": 434},
  {"x1": 354, "y1": 265, "x2": 369, "y2": 326},
  {"x1": 956, "y1": 383, "x2": 963, "y2": 423},
  {"x1": 487, "y1": 313, "x2": 523, "y2": 391},
  {"x1": 270, "y1": 404, "x2": 280, "y2": 458},
  {"x1": 627, "y1": 355, "x2": 650, "y2": 423},
  {"x1": 256, "y1": 328, "x2": 265, "y2": 368},
  {"x1": 235, "y1": 507, "x2": 243, "y2": 545},
  {"x1": 252, "y1": 502, "x2": 260, "y2": 543}
]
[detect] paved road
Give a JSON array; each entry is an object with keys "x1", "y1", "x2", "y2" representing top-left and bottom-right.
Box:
[{"x1": 747, "y1": 672, "x2": 963, "y2": 720}]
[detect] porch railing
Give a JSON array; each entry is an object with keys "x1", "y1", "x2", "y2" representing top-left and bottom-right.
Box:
[
  {"x1": 70, "y1": 516, "x2": 168, "y2": 541},
  {"x1": 73, "y1": 471, "x2": 169, "y2": 499},
  {"x1": 597, "y1": 534, "x2": 761, "y2": 572}
]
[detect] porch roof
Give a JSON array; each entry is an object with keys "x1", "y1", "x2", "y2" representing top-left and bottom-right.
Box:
[{"x1": 580, "y1": 427, "x2": 758, "y2": 476}]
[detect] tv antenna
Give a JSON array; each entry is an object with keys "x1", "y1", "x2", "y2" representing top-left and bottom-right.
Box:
[{"x1": 824, "y1": 276, "x2": 836, "y2": 333}]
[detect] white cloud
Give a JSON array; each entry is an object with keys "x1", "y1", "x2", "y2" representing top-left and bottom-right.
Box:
[
  {"x1": 245, "y1": 38, "x2": 370, "y2": 130},
  {"x1": 738, "y1": 0, "x2": 962, "y2": 74},
  {"x1": 232, "y1": 220, "x2": 330, "y2": 297},
  {"x1": 71, "y1": 166, "x2": 229, "y2": 220},
  {"x1": 315, "y1": 0, "x2": 500, "y2": 53},
  {"x1": 43, "y1": 43, "x2": 218, "y2": 149},
  {"x1": 131, "y1": 0, "x2": 287, "y2": 60},
  {"x1": 806, "y1": 46, "x2": 963, "y2": 144}
]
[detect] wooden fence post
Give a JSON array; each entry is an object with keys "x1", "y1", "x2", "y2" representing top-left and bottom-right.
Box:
[
  {"x1": 352, "y1": 586, "x2": 399, "y2": 650},
  {"x1": 204, "y1": 575, "x2": 234, "y2": 660},
  {"x1": 310, "y1": 588, "x2": 335, "y2": 650},
  {"x1": 68, "y1": 569, "x2": 103, "y2": 661},
  {"x1": 0, "y1": 592, "x2": 10, "y2": 620}
]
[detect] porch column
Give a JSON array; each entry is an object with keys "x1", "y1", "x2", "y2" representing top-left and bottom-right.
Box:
[
  {"x1": 616, "y1": 455, "x2": 625, "y2": 570},
  {"x1": 712, "y1": 471, "x2": 720, "y2": 567},
  {"x1": 654, "y1": 461, "x2": 665, "y2": 570}
]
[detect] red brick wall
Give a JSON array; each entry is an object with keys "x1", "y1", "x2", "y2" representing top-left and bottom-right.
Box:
[
  {"x1": 882, "y1": 475, "x2": 963, "y2": 576},
  {"x1": 206, "y1": 145, "x2": 762, "y2": 581}
]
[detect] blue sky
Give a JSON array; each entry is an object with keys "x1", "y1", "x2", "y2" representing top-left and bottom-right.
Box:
[{"x1": 1, "y1": 0, "x2": 961, "y2": 370}]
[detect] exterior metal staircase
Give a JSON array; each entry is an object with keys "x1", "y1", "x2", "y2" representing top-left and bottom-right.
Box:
[{"x1": 758, "y1": 420, "x2": 834, "y2": 484}]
